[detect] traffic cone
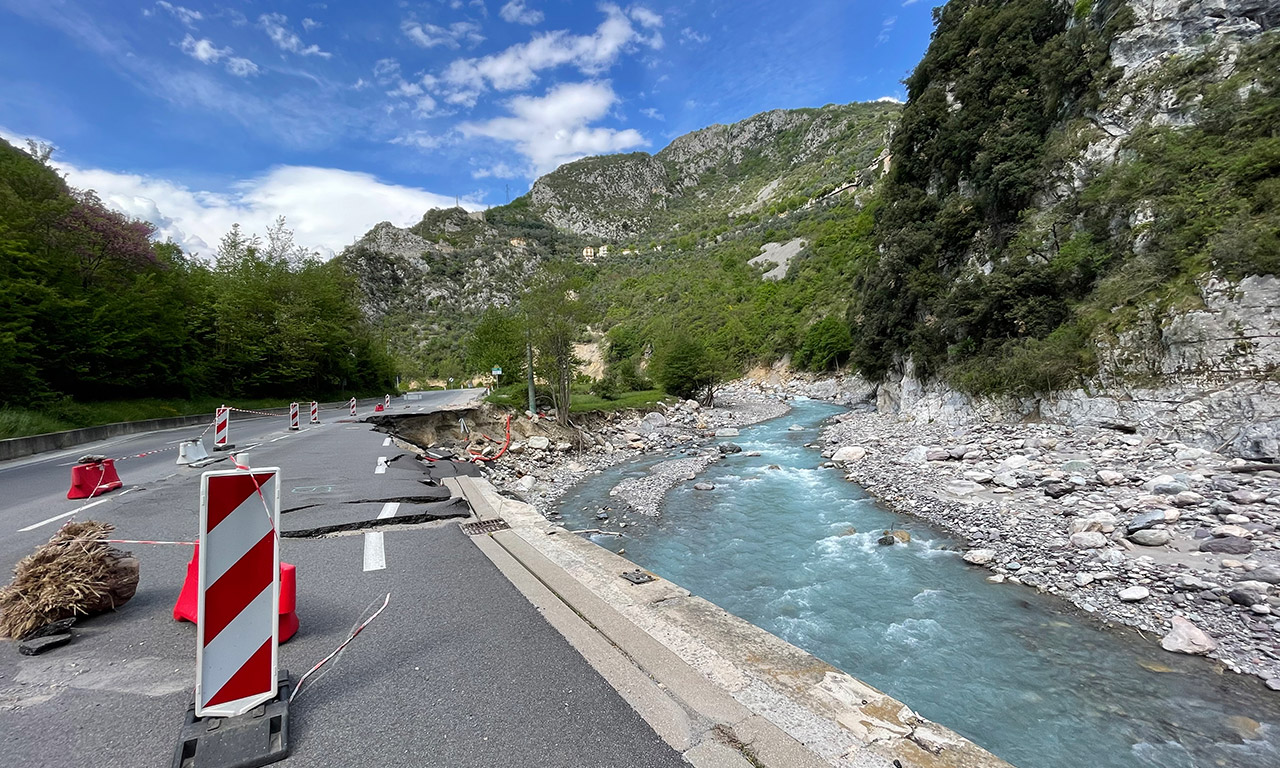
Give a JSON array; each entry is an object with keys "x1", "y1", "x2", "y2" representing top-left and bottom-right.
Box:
[{"x1": 173, "y1": 544, "x2": 299, "y2": 642}]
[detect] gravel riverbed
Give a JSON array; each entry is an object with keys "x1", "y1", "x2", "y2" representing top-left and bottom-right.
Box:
[
  {"x1": 815, "y1": 401, "x2": 1280, "y2": 688},
  {"x1": 484, "y1": 377, "x2": 1280, "y2": 689}
]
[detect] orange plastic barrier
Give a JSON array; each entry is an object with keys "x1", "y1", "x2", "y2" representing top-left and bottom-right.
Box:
[
  {"x1": 173, "y1": 544, "x2": 299, "y2": 642},
  {"x1": 67, "y1": 459, "x2": 123, "y2": 500}
]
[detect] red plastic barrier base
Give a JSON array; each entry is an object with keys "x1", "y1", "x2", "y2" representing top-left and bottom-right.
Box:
[
  {"x1": 174, "y1": 544, "x2": 299, "y2": 643},
  {"x1": 374, "y1": 404, "x2": 384, "y2": 412},
  {"x1": 67, "y1": 459, "x2": 123, "y2": 500}
]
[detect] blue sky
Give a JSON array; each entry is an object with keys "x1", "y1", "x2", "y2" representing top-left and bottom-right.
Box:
[{"x1": 0, "y1": 0, "x2": 936, "y2": 255}]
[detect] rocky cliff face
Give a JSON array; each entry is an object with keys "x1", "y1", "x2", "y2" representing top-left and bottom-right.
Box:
[
  {"x1": 338, "y1": 209, "x2": 542, "y2": 340},
  {"x1": 527, "y1": 102, "x2": 898, "y2": 241},
  {"x1": 876, "y1": 275, "x2": 1280, "y2": 460},
  {"x1": 867, "y1": 0, "x2": 1280, "y2": 459},
  {"x1": 530, "y1": 153, "x2": 670, "y2": 241}
]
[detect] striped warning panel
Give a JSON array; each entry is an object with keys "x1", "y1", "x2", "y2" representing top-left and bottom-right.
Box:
[
  {"x1": 196, "y1": 468, "x2": 281, "y2": 718},
  {"x1": 214, "y1": 406, "x2": 229, "y2": 447}
]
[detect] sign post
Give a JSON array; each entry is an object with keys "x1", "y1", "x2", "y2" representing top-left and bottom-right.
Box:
[{"x1": 195, "y1": 468, "x2": 281, "y2": 718}]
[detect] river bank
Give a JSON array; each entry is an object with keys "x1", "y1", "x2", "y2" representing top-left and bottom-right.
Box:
[
  {"x1": 485, "y1": 389, "x2": 789, "y2": 516},
  {"x1": 483, "y1": 377, "x2": 1280, "y2": 689}
]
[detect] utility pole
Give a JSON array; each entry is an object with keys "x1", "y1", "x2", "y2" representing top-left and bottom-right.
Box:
[{"x1": 525, "y1": 334, "x2": 536, "y2": 416}]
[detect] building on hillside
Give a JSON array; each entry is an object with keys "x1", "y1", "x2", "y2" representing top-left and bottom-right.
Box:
[
  {"x1": 509, "y1": 237, "x2": 527, "y2": 247},
  {"x1": 582, "y1": 246, "x2": 596, "y2": 260},
  {"x1": 597, "y1": 245, "x2": 610, "y2": 258}
]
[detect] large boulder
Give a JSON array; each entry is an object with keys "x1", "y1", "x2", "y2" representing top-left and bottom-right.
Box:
[
  {"x1": 832, "y1": 446, "x2": 867, "y2": 462},
  {"x1": 1161, "y1": 617, "x2": 1217, "y2": 655},
  {"x1": 1070, "y1": 531, "x2": 1108, "y2": 549},
  {"x1": 1200, "y1": 536, "x2": 1254, "y2": 555},
  {"x1": 1130, "y1": 529, "x2": 1172, "y2": 547},
  {"x1": 527, "y1": 435, "x2": 551, "y2": 450},
  {"x1": 963, "y1": 549, "x2": 997, "y2": 566},
  {"x1": 642, "y1": 411, "x2": 668, "y2": 428}
]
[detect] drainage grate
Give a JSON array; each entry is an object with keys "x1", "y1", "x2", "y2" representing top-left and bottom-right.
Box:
[{"x1": 460, "y1": 518, "x2": 511, "y2": 536}]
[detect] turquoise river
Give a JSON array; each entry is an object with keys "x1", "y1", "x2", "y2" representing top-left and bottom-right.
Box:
[{"x1": 554, "y1": 398, "x2": 1280, "y2": 768}]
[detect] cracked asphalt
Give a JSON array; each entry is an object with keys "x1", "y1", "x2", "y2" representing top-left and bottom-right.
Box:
[{"x1": 0, "y1": 390, "x2": 685, "y2": 768}]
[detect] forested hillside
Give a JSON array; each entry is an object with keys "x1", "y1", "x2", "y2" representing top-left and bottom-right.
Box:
[
  {"x1": 0, "y1": 139, "x2": 394, "y2": 426},
  {"x1": 349, "y1": 0, "x2": 1279, "y2": 414}
]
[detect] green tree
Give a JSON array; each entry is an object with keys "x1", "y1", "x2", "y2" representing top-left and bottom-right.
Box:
[
  {"x1": 795, "y1": 317, "x2": 854, "y2": 371},
  {"x1": 652, "y1": 332, "x2": 732, "y2": 406},
  {"x1": 465, "y1": 307, "x2": 526, "y2": 382},
  {"x1": 523, "y1": 264, "x2": 592, "y2": 424}
]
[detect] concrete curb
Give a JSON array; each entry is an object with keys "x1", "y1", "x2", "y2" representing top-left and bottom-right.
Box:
[{"x1": 449, "y1": 476, "x2": 1014, "y2": 768}]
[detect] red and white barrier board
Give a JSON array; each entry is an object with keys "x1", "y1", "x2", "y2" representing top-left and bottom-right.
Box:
[
  {"x1": 309, "y1": 401, "x2": 319, "y2": 424},
  {"x1": 349, "y1": 397, "x2": 356, "y2": 416},
  {"x1": 289, "y1": 402, "x2": 300, "y2": 431},
  {"x1": 214, "y1": 407, "x2": 230, "y2": 447},
  {"x1": 384, "y1": 394, "x2": 391, "y2": 409},
  {"x1": 196, "y1": 468, "x2": 281, "y2": 718}
]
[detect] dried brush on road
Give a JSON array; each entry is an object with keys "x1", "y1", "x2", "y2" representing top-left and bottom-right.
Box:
[{"x1": 0, "y1": 520, "x2": 139, "y2": 639}]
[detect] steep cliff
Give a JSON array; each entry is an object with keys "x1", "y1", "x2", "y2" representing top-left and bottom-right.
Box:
[{"x1": 862, "y1": 0, "x2": 1280, "y2": 456}]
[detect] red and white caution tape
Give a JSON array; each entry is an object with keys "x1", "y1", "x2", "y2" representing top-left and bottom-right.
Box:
[
  {"x1": 112, "y1": 445, "x2": 180, "y2": 462},
  {"x1": 228, "y1": 406, "x2": 289, "y2": 418},
  {"x1": 290, "y1": 592, "x2": 391, "y2": 703}
]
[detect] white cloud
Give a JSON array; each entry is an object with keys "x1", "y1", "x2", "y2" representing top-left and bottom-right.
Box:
[
  {"x1": 460, "y1": 81, "x2": 645, "y2": 176},
  {"x1": 259, "y1": 13, "x2": 331, "y2": 58},
  {"x1": 402, "y1": 19, "x2": 485, "y2": 49},
  {"x1": 877, "y1": 15, "x2": 897, "y2": 45},
  {"x1": 679, "y1": 27, "x2": 708, "y2": 45},
  {"x1": 390, "y1": 131, "x2": 443, "y2": 150},
  {"x1": 43, "y1": 162, "x2": 471, "y2": 257},
  {"x1": 179, "y1": 34, "x2": 259, "y2": 77},
  {"x1": 180, "y1": 35, "x2": 230, "y2": 64},
  {"x1": 437, "y1": 4, "x2": 662, "y2": 104},
  {"x1": 0, "y1": 128, "x2": 468, "y2": 255},
  {"x1": 639, "y1": 106, "x2": 663, "y2": 120},
  {"x1": 372, "y1": 58, "x2": 401, "y2": 83},
  {"x1": 875, "y1": 95, "x2": 904, "y2": 104},
  {"x1": 472, "y1": 162, "x2": 520, "y2": 179},
  {"x1": 155, "y1": 1, "x2": 202, "y2": 28},
  {"x1": 301, "y1": 18, "x2": 322, "y2": 32},
  {"x1": 499, "y1": 0, "x2": 544, "y2": 25},
  {"x1": 225, "y1": 57, "x2": 260, "y2": 77},
  {"x1": 628, "y1": 6, "x2": 662, "y2": 29}
]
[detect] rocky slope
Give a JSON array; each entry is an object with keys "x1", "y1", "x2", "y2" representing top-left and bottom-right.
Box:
[{"x1": 528, "y1": 101, "x2": 897, "y2": 241}]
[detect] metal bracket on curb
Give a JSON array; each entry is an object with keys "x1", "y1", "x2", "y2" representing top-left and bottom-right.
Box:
[
  {"x1": 620, "y1": 569, "x2": 655, "y2": 585},
  {"x1": 172, "y1": 671, "x2": 292, "y2": 768}
]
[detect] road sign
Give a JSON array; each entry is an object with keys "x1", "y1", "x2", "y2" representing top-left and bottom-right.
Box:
[
  {"x1": 492, "y1": 366, "x2": 502, "y2": 376},
  {"x1": 196, "y1": 468, "x2": 281, "y2": 718}
]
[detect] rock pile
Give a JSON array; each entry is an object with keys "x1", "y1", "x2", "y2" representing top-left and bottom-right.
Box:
[
  {"x1": 821, "y1": 411, "x2": 1280, "y2": 685},
  {"x1": 486, "y1": 389, "x2": 790, "y2": 515}
]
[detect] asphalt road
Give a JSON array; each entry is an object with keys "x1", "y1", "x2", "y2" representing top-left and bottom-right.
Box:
[{"x1": 0, "y1": 390, "x2": 685, "y2": 768}]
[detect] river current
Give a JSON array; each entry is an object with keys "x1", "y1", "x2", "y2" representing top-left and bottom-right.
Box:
[{"x1": 555, "y1": 398, "x2": 1280, "y2": 768}]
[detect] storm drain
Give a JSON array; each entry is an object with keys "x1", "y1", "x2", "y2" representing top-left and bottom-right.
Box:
[{"x1": 460, "y1": 518, "x2": 511, "y2": 536}]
